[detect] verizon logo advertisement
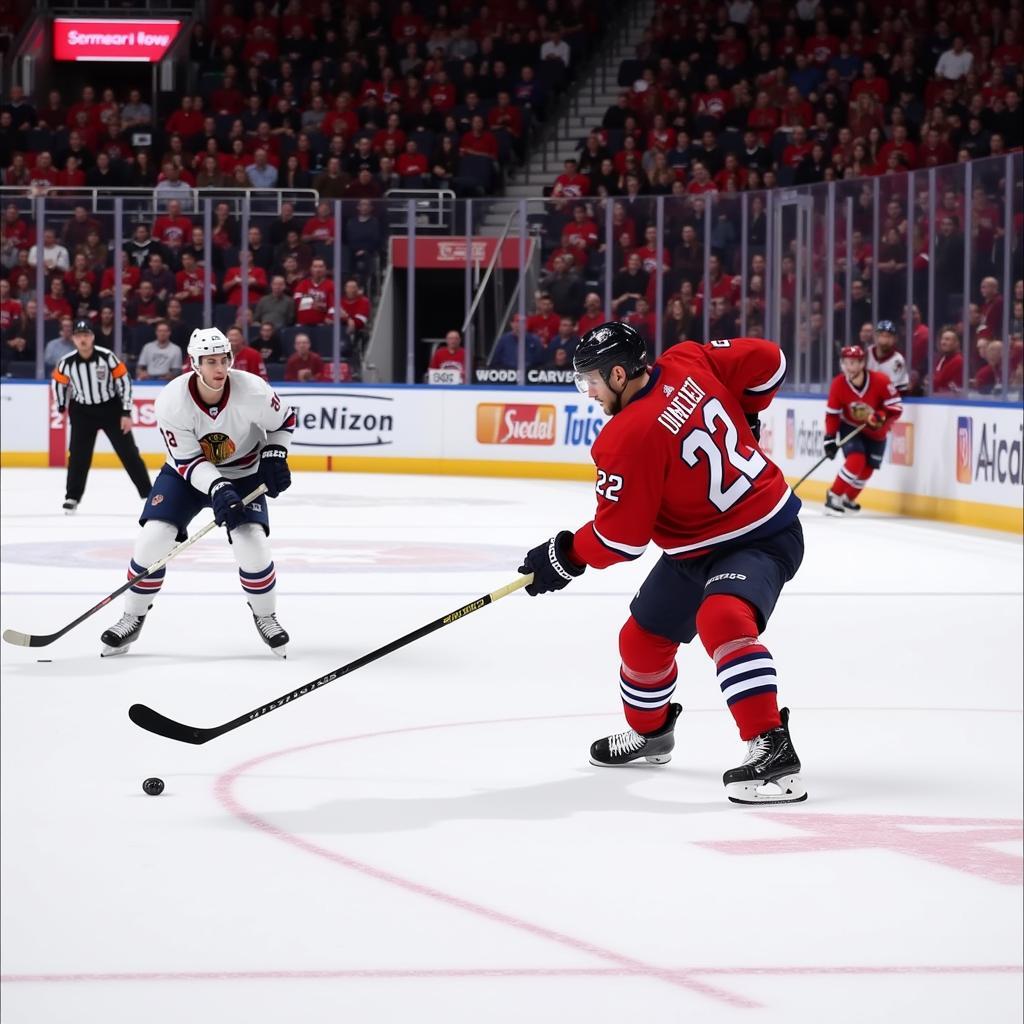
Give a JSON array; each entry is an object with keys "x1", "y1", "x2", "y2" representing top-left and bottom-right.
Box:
[{"x1": 54, "y1": 19, "x2": 182, "y2": 62}]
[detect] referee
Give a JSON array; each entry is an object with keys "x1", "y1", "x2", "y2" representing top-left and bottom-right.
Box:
[{"x1": 51, "y1": 318, "x2": 152, "y2": 513}]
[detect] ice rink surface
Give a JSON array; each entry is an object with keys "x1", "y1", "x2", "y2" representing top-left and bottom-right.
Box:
[{"x1": 1, "y1": 466, "x2": 1021, "y2": 1023}]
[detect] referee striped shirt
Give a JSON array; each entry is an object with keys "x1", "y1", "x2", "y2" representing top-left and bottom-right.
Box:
[{"x1": 51, "y1": 345, "x2": 133, "y2": 413}]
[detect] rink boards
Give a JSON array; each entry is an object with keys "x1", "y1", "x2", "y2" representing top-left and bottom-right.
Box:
[{"x1": 1, "y1": 381, "x2": 1021, "y2": 532}]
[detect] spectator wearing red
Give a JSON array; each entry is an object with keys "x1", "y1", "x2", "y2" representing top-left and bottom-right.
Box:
[
  {"x1": 459, "y1": 116, "x2": 499, "y2": 160},
  {"x1": 782, "y1": 126, "x2": 813, "y2": 169},
  {"x1": 803, "y1": 18, "x2": 840, "y2": 66},
  {"x1": 174, "y1": 251, "x2": 209, "y2": 305},
  {"x1": 850, "y1": 59, "x2": 891, "y2": 106},
  {"x1": 527, "y1": 294, "x2": 561, "y2": 344},
  {"x1": 66, "y1": 86, "x2": 99, "y2": 132},
  {"x1": 242, "y1": 26, "x2": 278, "y2": 66},
  {"x1": 100, "y1": 252, "x2": 140, "y2": 299},
  {"x1": 428, "y1": 71, "x2": 458, "y2": 112},
  {"x1": 747, "y1": 91, "x2": 780, "y2": 146},
  {"x1": 226, "y1": 325, "x2": 269, "y2": 381},
  {"x1": 301, "y1": 202, "x2": 336, "y2": 244},
  {"x1": 695, "y1": 73, "x2": 732, "y2": 121},
  {"x1": 686, "y1": 161, "x2": 718, "y2": 195},
  {"x1": 211, "y1": 70, "x2": 244, "y2": 116},
  {"x1": 577, "y1": 292, "x2": 607, "y2": 336},
  {"x1": 64, "y1": 254, "x2": 96, "y2": 297},
  {"x1": 979, "y1": 277, "x2": 1005, "y2": 337},
  {"x1": 56, "y1": 156, "x2": 86, "y2": 188},
  {"x1": 779, "y1": 86, "x2": 813, "y2": 131},
  {"x1": 696, "y1": 254, "x2": 738, "y2": 310},
  {"x1": 994, "y1": 27, "x2": 1024, "y2": 70},
  {"x1": 553, "y1": 157, "x2": 591, "y2": 198},
  {"x1": 222, "y1": 263, "x2": 268, "y2": 308},
  {"x1": 293, "y1": 259, "x2": 335, "y2": 326},
  {"x1": 2, "y1": 204, "x2": 32, "y2": 259},
  {"x1": 372, "y1": 113, "x2": 407, "y2": 154},
  {"x1": 634, "y1": 226, "x2": 671, "y2": 277},
  {"x1": 44, "y1": 278, "x2": 72, "y2": 321},
  {"x1": 918, "y1": 127, "x2": 955, "y2": 167},
  {"x1": 247, "y1": 0, "x2": 278, "y2": 37},
  {"x1": 28, "y1": 152, "x2": 59, "y2": 190},
  {"x1": 125, "y1": 280, "x2": 165, "y2": 326},
  {"x1": 560, "y1": 204, "x2": 599, "y2": 259},
  {"x1": 391, "y1": 0, "x2": 427, "y2": 43},
  {"x1": 397, "y1": 140, "x2": 429, "y2": 180},
  {"x1": 284, "y1": 332, "x2": 326, "y2": 382},
  {"x1": 152, "y1": 200, "x2": 193, "y2": 250},
  {"x1": 488, "y1": 91, "x2": 524, "y2": 147},
  {"x1": 879, "y1": 125, "x2": 918, "y2": 171},
  {"x1": 932, "y1": 328, "x2": 965, "y2": 394},
  {"x1": 165, "y1": 96, "x2": 204, "y2": 139},
  {"x1": 428, "y1": 330, "x2": 467, "y2": 380},
  {"x1": 339, "y1": 279, "x2": 370, "y2": 335},
  {"x1": 211, "y1": 2, "x2": 246, "y2": 44}
]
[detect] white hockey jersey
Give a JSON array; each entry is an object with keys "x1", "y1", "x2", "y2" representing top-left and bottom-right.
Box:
[
  {"x1": 155, "y1": 370, "x2": 296, "y2": 494},
  {"x1": 867, "y1": 344, "x2": 909, "y2": 392}
]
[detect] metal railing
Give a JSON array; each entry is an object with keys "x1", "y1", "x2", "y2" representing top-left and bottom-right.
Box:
[{"x1": 3, "y1": 153, "x2": 1021, "y2": 401}]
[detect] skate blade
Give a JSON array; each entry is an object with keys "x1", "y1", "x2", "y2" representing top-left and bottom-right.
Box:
[
  {"x1": 270, "y1": 645, "x2": 288, "y2": 659},
  {"x1": 100, "y1": 645, "x2": 130, "y2": 658},
  {"x1": 823, "y1": 506, "x2": 845, "y2": 517},
  {"x1": 588, "y1": 753, "x2": 671, "y2": 767},
  {"x1": 726, "y1": 774, "x2": 808, "y2": 805}
]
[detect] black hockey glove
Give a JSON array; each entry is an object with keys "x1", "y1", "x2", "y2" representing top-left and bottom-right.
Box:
[
  {"x1": 746, "y1": 412, "x2": 762, "y2": 443},
  {"x1": 259, "y1": 443, "x2": 291, "y2": 498},
  {"x1": 210, "y1": 478, "x2": 246, "y2": 531},
  {"x1": 519, "y1": 531, "x2": 586, "y2": 596},
  {"x1": 823, "y1": 435, "x2": 839, "y2": 460}
]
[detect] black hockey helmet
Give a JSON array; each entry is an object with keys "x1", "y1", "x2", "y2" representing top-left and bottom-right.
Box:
[{"x1": 572, "y1": 321, "x2": 648, "y2": 393}]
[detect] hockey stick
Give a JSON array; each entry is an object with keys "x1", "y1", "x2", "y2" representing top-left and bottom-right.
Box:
[
  {"x1": 791, "y1": 422, "x2": 869, "y2": 493},
  {"x1": 2, "y1": 484, "x2": 268, "y2": 648},
  {"x1": 128, "y1": 573, "x2": 534, "y2": 745}
]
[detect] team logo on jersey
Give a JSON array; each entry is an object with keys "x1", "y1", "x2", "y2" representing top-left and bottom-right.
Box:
[
  {"x1": 199, "y1": 431, "x2": 237, "y2": 464},
  {"x1": 150, "y1": 494, "x2": 164, "y2": 506},
  {"x1": 849, "y1": 401, "x2": 874, "y2": 423},
  {"x1": 476, "y1": 403, "x2": 556, "y2": 445},
  {"x1": 956, "y1": 417, "x2": 973, "y2": 483},
  {"x1": 662, "y1": 384, "x2": 675, "y2": 397}
]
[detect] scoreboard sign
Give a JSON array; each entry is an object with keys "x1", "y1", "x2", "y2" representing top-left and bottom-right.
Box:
[{"x1": 53, "y1": 18, "x2": 182, "y2": 62}]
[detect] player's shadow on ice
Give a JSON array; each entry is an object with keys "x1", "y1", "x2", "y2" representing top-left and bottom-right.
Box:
[{"x1": 223, "y1": 769, "x2": 728, "y2": 835}]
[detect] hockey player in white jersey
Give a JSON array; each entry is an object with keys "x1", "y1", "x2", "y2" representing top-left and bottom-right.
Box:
[
  {"x1": 100, "y1": 328, "x2": 297, "y2": 657},
  {"x1": 867, "y1": 320, "x2": 910, "y2": 393}
]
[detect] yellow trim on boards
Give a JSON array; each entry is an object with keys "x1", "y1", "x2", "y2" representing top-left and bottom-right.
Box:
[{"x1": 2, "y1": 452, "x2": 1019, "y2": 534}]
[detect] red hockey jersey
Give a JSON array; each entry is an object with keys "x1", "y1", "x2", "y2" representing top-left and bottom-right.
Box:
[
  {"x1": 825, "y1": 369, "x2": 902, "y2": 442},
  {"x1": 571, "y1": 338, "x2": 797, "y2": 567}
]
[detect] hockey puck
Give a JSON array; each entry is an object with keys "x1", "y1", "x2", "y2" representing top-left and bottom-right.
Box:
[
  {"x1": 37, "y1": 659, "x2": 52, "y2": 663},
  {"x1": 142, "y1": 777, "x2": 165, "y2": 796}
]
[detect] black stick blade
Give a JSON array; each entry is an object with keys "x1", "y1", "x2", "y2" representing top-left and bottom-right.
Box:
[{"x1": 128, "y1": 704, "x2": 212, "y2": 745}]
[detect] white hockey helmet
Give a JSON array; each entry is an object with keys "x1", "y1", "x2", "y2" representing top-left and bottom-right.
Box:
[{"x1": 187, "y1": 327, "x2": 233, "y2": 373}]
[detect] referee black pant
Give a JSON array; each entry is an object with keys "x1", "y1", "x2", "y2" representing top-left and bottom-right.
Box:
[{"x1": 66, "y1": 399, "x2": 152, "y2": 502}]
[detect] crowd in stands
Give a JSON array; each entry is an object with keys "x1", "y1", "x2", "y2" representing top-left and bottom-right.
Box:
[
  {"x1": 0, "y1": 0, "x2": 1022, "y2": 394},
  {"x1": 518, "y1": 0, "x2": 1023, "y2": 394}
]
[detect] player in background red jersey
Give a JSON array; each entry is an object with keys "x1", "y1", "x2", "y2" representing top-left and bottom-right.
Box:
[
  {"x1": 517, "y1": 323, "x2": 807, "y2": 805},
  {"x1": 823, "y1": 345, "x2": 903, "y2": 516}
]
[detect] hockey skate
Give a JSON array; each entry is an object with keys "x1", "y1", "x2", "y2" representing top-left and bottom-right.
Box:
[
  {"x1": 823, "y1": 490, "x2": 846, "y2": 516},
  {"x1": 723, "y1": 707, "x2": 807, "y2": 804},
  {"x1": 100, "y1": 607, "x2": 151, "y2": 657},
  {"x1": 841, "y1": 496, "x2": 862, "y2": 514},
  {"x1": 590, "y1": 703, "x2": 683, "y2": 766},
  {"x1": 62, "y1": 499, "x2": 78, "y2": 514},
  {"x1": 249, "y1": 604, "x2": 289, "y2": 658}
]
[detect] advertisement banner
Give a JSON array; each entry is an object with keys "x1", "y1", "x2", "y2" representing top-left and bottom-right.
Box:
[
  {"x1": 53, "y1": 19, "x2": 182, "y2": 62},
  {"x1": 2, "y1": 382, "x2": 1020, "y2": 528}
]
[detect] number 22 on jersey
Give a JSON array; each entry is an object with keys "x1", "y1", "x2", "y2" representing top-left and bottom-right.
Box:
[{"x1": 681, "y1": 398, "x2": 766, "y2": 512}]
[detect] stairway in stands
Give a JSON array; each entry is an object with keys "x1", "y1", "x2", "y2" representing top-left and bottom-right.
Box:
[{"x1": 476, "y1": 0, "x2": 657, "y2": 233}]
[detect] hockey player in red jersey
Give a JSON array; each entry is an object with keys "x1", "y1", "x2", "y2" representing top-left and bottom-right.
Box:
[
  {"x1": 823, "y1": 344, "x2": 903, "y2": 516},
  {"x1": 518, "y1": 322, "x2": 807, "y2": 804}
]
